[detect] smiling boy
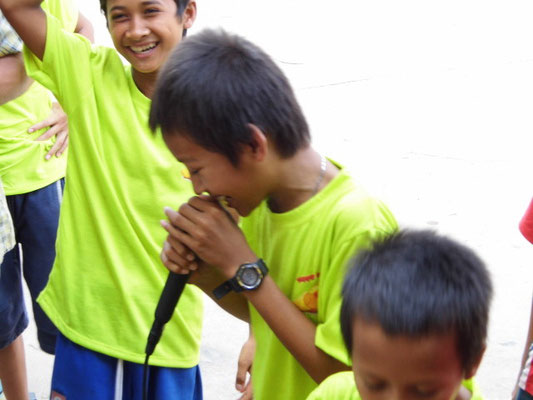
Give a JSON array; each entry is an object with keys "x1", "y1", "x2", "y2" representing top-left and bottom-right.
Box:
[
  {"x1": 307, "y1": 230, "x2": 492, "y2": 400},
  {"x1": 0, "y1": 1, "x2": 203, "y2": 398},
  {"x1": 151, "y1": 29, "x2": 398, "y2": 399}
]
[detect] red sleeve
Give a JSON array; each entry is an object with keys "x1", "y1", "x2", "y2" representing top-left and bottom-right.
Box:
[{"x1": 519, "y1": 198, "x2": 533, "y2": 244}]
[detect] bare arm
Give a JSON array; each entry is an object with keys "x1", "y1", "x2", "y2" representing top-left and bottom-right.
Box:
[
  {"x1": 75, "y1": 11, "x2": 94, "y2": 42},
  {"x1": 0, "y1": 53, "x2": 32, "y2": 104},
  {"x1": 0, "y1": 0, "x2": 47, "y2": 60},
  {"x1": 513, "y1": 294, "x2": 533, "y2": 398},
  {"x1": 189, "y1": 259, "x2": 250, "y2": 323},
  {"x1": 164, "y1": 198, "x2": 351, "y2": 383}
]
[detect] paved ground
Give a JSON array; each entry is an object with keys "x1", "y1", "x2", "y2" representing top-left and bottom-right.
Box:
[{"x1": 20, "y1": 1, "x2": 533, "y2": 399}]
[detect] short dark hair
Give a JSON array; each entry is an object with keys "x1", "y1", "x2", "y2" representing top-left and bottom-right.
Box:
[
  {"x1": 340, "y1": 229, "x2": 492, "y2": 372},
  {"x1": 99, "y1": 0, "x2": 190, "y2": 18},
  {"x1": 149, "y1": 28, "x2": 310, "y2": 165}
]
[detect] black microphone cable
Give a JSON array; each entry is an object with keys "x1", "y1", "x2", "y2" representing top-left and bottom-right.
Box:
[{"x1": 143, "y1": 272, "x2": 190, "y2": 400}]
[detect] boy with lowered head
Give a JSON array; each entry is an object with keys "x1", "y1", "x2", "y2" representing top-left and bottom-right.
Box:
[
  {"x1": 307, "y1": 229, "x2": 492, "y2": 400},
  {"x1": 151, "y1": 28, "x2": 398, "y2": 399}
]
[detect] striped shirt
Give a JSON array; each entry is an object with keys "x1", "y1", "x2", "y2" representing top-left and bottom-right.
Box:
[{"x1": 0, "y1": 10, "x2": 22, "y2": 56}]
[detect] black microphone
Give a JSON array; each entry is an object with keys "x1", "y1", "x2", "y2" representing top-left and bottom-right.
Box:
[{"x1": 145, "y1": 272, "x2": 190, "y2": 356}]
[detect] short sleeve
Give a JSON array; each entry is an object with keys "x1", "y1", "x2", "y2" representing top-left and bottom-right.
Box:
[
  {"x1": 23, "y1": 10, "x2": 92, "y2": 109},
  {"x1": 315, "y1": 199, "x2": 397, "y2": 366},
  {"x1": 315, "y1": 236, "x2": 370, "y2": 365},
  {"x1": 306, "y1": 372, "x2": 359, "y2": 400}
]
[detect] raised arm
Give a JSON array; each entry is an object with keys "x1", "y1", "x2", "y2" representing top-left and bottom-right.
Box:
[
  {"x1": 0, "y1": 0, "x2": 47, "y2": 60},
  {"x1": 75, "y1": 11, "x2": 94, "y2": 43}
]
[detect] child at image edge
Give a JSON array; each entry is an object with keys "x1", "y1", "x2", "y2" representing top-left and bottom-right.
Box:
[
  {"x1": 0, "y1": 0, "x2": 204, "y2": 398},
  {"x1": 151, "y1": 28, "x2": 398, "y2": 400},
  {"x1": 513, "y1": 198, "x2": 533, "y2": 400},
  {"x1": 307, "y1": 229, "x2": 492, "y2": 400}
]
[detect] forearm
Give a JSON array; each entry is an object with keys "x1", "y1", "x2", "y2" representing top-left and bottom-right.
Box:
[
  {"x1": 75, "y1": 12, "x2": 94, "y2": 43},
  {"x1": 244, "y1": 276, "x2": 350, "y2": 383},
  {"x1": 0, "y1": 1, "x2": 46, "y2": 60},
  {"x1": 515, "y1": 294, "x2": 533, "y2": 386},
  {"x1": 190, "y1": 266, "x2": 250, "y2": 322},
  {"x1": 0, "y1": 53, "x2": 33, "y2": 104}
]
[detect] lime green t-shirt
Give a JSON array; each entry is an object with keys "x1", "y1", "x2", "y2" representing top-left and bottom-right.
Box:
[
  {"x1": 23, "y1": 12, "x2": 203, "y2": 366},
  {"x1": 306, "y1": 372, "x2": 483, "y2": 400},
  {"x1": 0, "y1": 0, "x2": 77, "y2": 195},
  {"x1": 241, "y1": 163, "x2": 398, "y2": 400}
]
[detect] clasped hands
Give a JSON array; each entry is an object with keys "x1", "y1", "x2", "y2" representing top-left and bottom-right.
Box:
[{"x1": 160, "y1": 195, "x2": 256, "y2": 281}]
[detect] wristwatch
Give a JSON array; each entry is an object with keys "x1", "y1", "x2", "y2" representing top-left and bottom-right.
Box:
[{"x1": 213, "y1": 259, "x2": 268, "y2": 300}]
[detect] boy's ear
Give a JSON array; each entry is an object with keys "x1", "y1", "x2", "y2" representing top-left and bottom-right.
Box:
[
  {"x1": 464, "y1": 344, "x2": 486, "y2": 379},
  {"x1": 182, "y1": 1, "x2": 197, "y2": 30},
  {"x1": 245, "y1": 124, "x2": 268, "y2": 162}
]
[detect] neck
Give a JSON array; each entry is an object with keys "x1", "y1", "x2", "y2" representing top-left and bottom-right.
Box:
[
  {"x1": 131, "y1": 69, "x2": 159, "y2": 99},
  {"x1": 267, "y1": 148, "x2": 337, "y2": 213}
]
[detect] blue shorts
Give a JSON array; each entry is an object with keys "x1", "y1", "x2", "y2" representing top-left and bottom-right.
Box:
[
  {"x1": 517, "y1": 389, "x2": 533, "y2": 400},
  {"x1": 51, "y1": 333, "x2": 203, "y2": 400},
  {"x1": 0, "y1": 179, "x2": 64, "y2": 353}
]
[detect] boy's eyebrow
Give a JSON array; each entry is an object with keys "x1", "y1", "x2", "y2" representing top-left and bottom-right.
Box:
[
  {"x1": 109, "y1": 1, "x2": 163, "y2": 12},
  {"x1": 179, "y1": 157, "x2": 197, "y2": 163}
]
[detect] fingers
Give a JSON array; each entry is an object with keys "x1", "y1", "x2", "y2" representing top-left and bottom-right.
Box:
[
  {"x1": 29, "y1": 102, "x2": 69, "y2": 160},
  {"x1": 43, "y1": 130, "x2": 68, "y2": 160},
  {"x1": 235, "y1": 365, "x2": 249, "y2": 393},
  {"x1": 164, "y1": 206, "x2": 198, "y2": 239},
  {"x1": 236, "y1": 338, "x2": 255, "y2": 393},
  {"x1": 28, "y1": 116, "x2": 55, "y2": 134},
  {"x1": 29, "y1": 103, "x2": 65, "y2": 133},
  {"x1": 238, "y1": 383, "x2": 253, "y2": 400},
  {"x1": 160, "y1": 240, "x2": 197, "y2": 274}
]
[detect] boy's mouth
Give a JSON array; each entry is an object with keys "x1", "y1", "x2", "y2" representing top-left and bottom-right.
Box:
[{"x1": 129, "y1": 42, "x2": 159, "y2": 54}]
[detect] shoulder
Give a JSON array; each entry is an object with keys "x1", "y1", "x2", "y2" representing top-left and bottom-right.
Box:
[
  {"x1": 306, "y1": 372, "x2": 359, "y2": 400},
  {"x1": 324, "y1": 168, "x2": 397, "y2": 239},
  {"x1": 462, "y1": 378, "x2": 484, "y2": 400},
  {"x1": 42, "y1": 0, "x2": 78, "y2": 32}
]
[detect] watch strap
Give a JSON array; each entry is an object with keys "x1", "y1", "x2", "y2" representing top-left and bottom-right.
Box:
[
  {"x1": 213, "y1": 259, "x2": 268, "y2": 300},
  {"x1": 213, "y1": 278, "x2": 241, "y2": 300}
]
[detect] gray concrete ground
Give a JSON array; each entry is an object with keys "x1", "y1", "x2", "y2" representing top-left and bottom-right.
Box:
[{"x1": 20, "y1": 0, "x2": 533, "y2": 399}]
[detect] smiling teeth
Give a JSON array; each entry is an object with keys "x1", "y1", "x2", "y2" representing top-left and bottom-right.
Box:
[{"x1": 131, "y1": 43, "x2": 157, "y2": 53}]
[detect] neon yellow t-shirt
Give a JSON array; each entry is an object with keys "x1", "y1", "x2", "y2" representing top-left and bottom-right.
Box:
[
  {"x1": 23, "y1": 12, "x2": 203, "y2": 366},
  {"x1": 241, "y1": 163, "x2": 398, "y2": 400},
  {"x1": 0, "y1": 0, "x2": 77, "y2": 195},
  {"x1": 306, "y1": 372, "x2": 483, "y2": 400}
]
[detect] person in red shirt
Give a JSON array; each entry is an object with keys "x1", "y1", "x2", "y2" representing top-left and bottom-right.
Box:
[{"x1": 513, "y1": 198, "x2": 533, "y2": 400}]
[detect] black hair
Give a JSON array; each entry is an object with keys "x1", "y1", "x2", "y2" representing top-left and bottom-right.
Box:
[
  {"x1": 340, "y1": 229, "x2": 492, "y2": 372},
  {"x1": 149, "y1": 28, "x2": 310, "y2": 166},
  {"x1": 99, "y1": 0, "x2": 190, "y2": 18}
]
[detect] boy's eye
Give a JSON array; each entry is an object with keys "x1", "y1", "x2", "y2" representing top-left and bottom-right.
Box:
[
  {"x1": 412, "y1": 387, "x2": 438, "y2": 398},
  {"x1": 181, "y1": 168, "x2": 200, "y2": 180},
  {"x1": 110, "y1": 13, "x2": 127, "y2": 21},
  {"x1": 145, "y1": 8, "x2": 160, "y2": 15},
  {"x1": 364, "y1": 380, "x2": 386, "y2": 392}
]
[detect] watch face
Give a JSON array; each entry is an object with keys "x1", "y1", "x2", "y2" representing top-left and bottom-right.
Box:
[{"x1": 237, "y1": 265, "x2": 262, "y2": 289}]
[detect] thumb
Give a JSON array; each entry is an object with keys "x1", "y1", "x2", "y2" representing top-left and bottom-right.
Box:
[
  {"x1": 235, "y1": 365, "x2": 248, "y2": 392},
  {"x1": 236, "y1": 349, "x2": 253, "y2": 392}
]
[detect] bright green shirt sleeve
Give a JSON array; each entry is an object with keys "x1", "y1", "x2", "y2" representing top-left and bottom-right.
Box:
[{"x1": 307, "y1": 373, "x2": 484, "y2": 400}]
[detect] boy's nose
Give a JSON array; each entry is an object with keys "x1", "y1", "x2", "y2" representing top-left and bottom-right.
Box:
[
  {"x1": 191, "y1": 179, "x2": 205, "y2": 196},
  {"x1": 126, "y1": 16, "x2": 149, "y2": 39}
]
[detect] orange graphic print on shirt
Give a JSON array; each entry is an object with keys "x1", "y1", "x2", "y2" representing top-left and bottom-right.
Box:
[{"x1": 293, "y1": 285, "x2": 318, "y2": 313}]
